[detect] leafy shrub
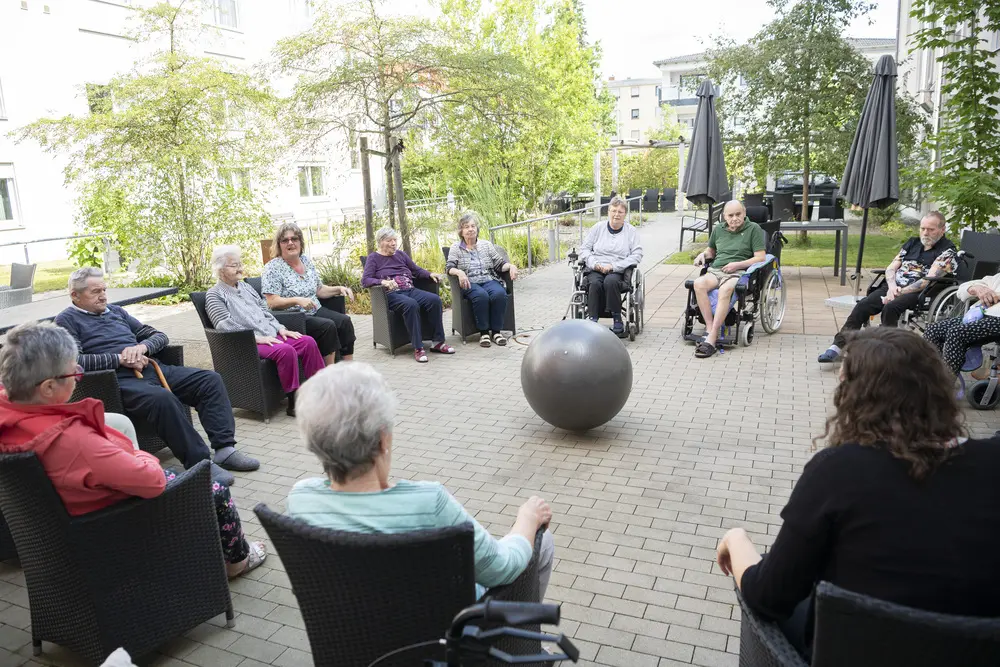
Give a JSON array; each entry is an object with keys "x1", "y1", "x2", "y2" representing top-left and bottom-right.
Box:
[
  {"x1": 67, "y1": 236, "x2": 105, "y2": 269},
  {"x1": 494, "y1": 229, "x2": 549, "y2": 269}
]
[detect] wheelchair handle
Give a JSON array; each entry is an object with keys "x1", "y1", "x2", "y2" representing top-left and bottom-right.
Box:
[{"x1": 447, "y1": 600, "x2": 560, "y2": 640}]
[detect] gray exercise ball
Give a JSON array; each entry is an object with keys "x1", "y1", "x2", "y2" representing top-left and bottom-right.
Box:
[{"x1": 520, "y1": 319, "x2": 633, "y2": 431}]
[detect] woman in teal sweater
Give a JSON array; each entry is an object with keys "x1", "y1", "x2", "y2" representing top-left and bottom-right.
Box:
[{"x1": 287, "y1": 362, "x2": 555, "y2": 599}]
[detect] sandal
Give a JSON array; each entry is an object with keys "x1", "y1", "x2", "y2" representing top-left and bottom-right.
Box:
[
  {"x1": 228, "y1": 541, "x2": 267, "y2": 579},
  {"x1": 694, "y1": 341, "x2": 718, "y2": 358},
  {"x1": 414, "y1": 348, "x2": 429, "y2": 363},
  {"x1": 493, "y1": 333, "x2": 507, "y2": 347},
  {"x1": 480, "y1": 334, "x2": 491, "y2": 348},
  {"x1": 430, "y1": 342, "x2": 455, "y2": 354}
]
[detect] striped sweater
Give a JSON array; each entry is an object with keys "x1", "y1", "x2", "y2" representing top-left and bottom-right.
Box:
[
  {"x1": 54, "y1": 305, "x2": 169, "y2": 372},
  {"x1": 205, "y1": 280, "x2": 282, "y2": 337},
  {"x1": 445, "y1": 240, "x2": 509, "y2": 284},
  {"x1": 287, "y1": 478, "x2": 532, "y2": 598}
]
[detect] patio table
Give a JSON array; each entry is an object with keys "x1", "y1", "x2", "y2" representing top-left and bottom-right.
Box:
[
  {"x1": 780, "y1": 220, "x2": 849, "y2": 285},
  {"x1": 0, "y1": 287, "x2": 178, "y2": 334}
]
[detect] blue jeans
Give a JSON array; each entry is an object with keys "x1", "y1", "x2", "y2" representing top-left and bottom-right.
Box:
[
  {"x1": 386, "y1": 288, "x2": 445, "y2": 350},
  {"x1": 462, "y1": 280, "x2": 508, "y2": 332}
]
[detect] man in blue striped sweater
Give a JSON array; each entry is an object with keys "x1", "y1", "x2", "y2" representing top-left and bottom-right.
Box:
[{"x1": 54, "y1": 268, "x2": 259, "y2": 485}]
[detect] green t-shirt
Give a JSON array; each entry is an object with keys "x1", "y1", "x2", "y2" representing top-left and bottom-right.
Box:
[{"x1": 708, "y1": 219, "x2": 766, "y2": 269}]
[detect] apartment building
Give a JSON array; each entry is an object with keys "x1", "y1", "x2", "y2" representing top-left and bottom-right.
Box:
[
  {"x1": 0, "y1": 0, "x2": 384, "y2": 262},
  {"x1": 602, "y1": 77, "x2": 664, "y2": 144}
]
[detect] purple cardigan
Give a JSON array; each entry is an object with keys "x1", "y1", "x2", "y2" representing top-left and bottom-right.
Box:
[{"x1": 361, "y1": 250, "x2": 432, "y2": 288}]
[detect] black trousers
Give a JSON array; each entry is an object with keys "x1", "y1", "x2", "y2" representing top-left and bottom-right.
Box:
[
  {"x1": 833, "y1": 283, "x2": 922, "y2": 348},
  {"x1": 305, "y1": 307, "x2": 356, "y2": 358},
  {"x1": 117, "y1": 364, "x2": 235, "y2": 468},
  {"x1": 585, "y1": 271, "x2": 626, "y2": 318}
]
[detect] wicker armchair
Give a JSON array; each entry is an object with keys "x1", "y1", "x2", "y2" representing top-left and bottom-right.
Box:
[
  {"x1": 70, "y1": 345, "x2": 191, "y2": 455},
  {"x1": 0, "y1": 455, "x2": 232, "y2": 665},
  {"x1": 737, "y1": 581, "x2": 1000, "y2": 667},
  {"x1": 0, "y1": 262, "x2": 36, "y2": 309},
  {"x1": 189, "y1": 290, "x2": 301, "y2": 423},
  {"x1": 358, "y1": 255, "x2": 441, "y2": 355},
  {"x1": 254, "y1": 504, "x2": 546, "y2": 667},
  {"x1": 440, "y1": 246, "x2": 516, "y2": 342}
]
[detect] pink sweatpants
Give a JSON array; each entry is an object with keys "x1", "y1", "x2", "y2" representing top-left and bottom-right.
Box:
[{"x1": 257, "y1": 335, "x2": 325, "y2": 393}]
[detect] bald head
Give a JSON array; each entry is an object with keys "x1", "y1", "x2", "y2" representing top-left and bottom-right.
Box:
[{"x1": 723, "y1": 200, "x2": 746, "y2": 230}]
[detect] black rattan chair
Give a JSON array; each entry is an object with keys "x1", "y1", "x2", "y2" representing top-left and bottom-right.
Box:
[
  {"x1": 441, "y1": 246, "x2": 516, "y2": 342},
  {"x1": 737, "y1": 581, "x2": 1000, "y2": 667},
  {"x1": 642, "y1": 188, "x2": 660, "y2": 213},
  {"x1": 627, "y1": 189, "x2": 642, "y2": 212},
  {"x1": 0, "y1": 455, "x2": 232, "y2": 665},
  {"x1": 660, "y1": 188, "x2": 676, "y2": 212},
  {"x1": 255, "y1": 505, "x2": 547, "y2": 667},
  {"x1": 743, "y1": 192, "x2": 765, "y2": 209},
  {"x1": 359, "y1": 255, "x2": 441, "y2": 355},
  {"x1": 189, "y1": 290, "x2": 303, "y2": 423},
  {"x1": 70, "y1": 345, "x2": 191, "y2": 455}
]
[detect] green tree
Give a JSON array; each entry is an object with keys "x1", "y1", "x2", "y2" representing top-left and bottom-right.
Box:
[
  {"x1": 14, "y1": 1, "x2": 279, "y2": 288},
  {"x1": 708, "y1": 0, "x2": 925, "y2": 227},
  {"x1": 910, "y1": 0, "x2": 1000, "y2": 232},
  {"x1": 273, "y1": 0, "x2": 529, "y2": 251}
]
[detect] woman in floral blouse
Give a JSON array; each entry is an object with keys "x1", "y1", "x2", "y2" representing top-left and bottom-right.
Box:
[{"x1": 261, "y1": 222, "x2": 357, "y2": 365}]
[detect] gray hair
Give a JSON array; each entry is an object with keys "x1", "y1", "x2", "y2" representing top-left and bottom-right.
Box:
[
  {"x1": 68, "y1": 267, "x2": 104, "y2": 293},
  {"x1": 296, "y1": 362, "x2": 397, "y2": 483},
  {"x1": 923, "y1": 210, "x2": 946, "y2": 228},
  {"x1": 210, "y1": 245, "x2": 242, "y2": 280},
  {"x1": 458, "y1": 212, "x2": 480, "y2": 241},
  {"x1": 608, "y1": 195, "x2": 627, "y2": 211},
  {"x1": 0, "y1": 321, "x2": 79, "y2": 402},
  {"x1": 375, "y1": 226, "x2": 399, "y2": 247}
]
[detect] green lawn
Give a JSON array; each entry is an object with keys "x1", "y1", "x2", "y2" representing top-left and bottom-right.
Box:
[
  {"x1": 0, "y1": 260, "x2": 76, "y2": 293},
  {"x1": 664, "y1": 229, "x2": 908, "y2": 268}
]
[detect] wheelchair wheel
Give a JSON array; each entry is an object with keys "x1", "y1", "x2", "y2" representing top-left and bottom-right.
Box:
[
  {"x1": 927, "y1": 286, "x2": 964, "y2": 323},
  {"x1": 968, "y1": 380, "x2": 1000, "y2": 410},
  {"x1": 739, "y1": 324, "x2": 754, "y2": 347},
  {"x1": 759, "y1": 270, "x2": 786, "y2": 334}
]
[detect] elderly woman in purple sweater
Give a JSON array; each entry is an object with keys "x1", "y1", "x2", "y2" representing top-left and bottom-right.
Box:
[{"x1": 362, "y1": 227, "x2": 456, "y2": 363}]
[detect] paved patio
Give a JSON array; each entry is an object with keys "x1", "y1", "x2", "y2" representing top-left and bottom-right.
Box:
[{"x1": 0, "y1": 214, "x2": 995, "y2": 667}]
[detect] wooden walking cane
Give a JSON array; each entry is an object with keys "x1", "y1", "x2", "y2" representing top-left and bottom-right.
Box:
[{"x1": 134, "y1": 359, "x2": 171, "y2": 391}]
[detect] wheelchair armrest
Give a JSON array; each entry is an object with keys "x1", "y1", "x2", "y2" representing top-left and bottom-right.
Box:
[{"x1": 871, "y1": 269, "x2": 886, "y2": 276}]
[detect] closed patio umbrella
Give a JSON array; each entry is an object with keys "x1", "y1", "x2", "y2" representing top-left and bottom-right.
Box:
[
  {"x1": 842, "y1": 54, "x2": 899, "y2": 297},
  {"x1": 683, "y1": 78, "x2": 728, "y2": 228}
]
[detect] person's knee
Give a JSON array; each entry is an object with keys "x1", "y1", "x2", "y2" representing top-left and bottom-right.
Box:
[
  {"x1": 425, "y1": 293, "x2": 443, "y2": 310},
  {"x1": 693, "y1": 276, "x2": 716, "y2": 292}
]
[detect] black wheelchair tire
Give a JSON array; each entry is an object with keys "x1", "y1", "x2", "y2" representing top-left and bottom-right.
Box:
[
  {"x1": 968, "y1": 380, "x2": 1000, "y2": 410},
  {"x1": 739, "y1": 324, "x2": 754, "y2": 347}
]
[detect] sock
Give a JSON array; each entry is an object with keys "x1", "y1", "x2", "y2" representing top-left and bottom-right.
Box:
[{"x1": 214, "y1": 446, "x2": 236, "y2": 463}]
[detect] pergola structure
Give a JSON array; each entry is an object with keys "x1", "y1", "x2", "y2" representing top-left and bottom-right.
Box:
[{"x1": 591, "y1": 138, "x2": 689, "y2": 219}]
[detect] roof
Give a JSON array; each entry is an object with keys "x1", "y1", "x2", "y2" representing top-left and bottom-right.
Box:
[{"x1": 652, "y1": 37, "x2": 896, "y2": 67}]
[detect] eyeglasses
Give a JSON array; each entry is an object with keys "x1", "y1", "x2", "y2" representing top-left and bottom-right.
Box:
[
  {"x1": 40, "y1": 364, "x2": 84, "y2": 385},
  {"x1": 280, "y1": 236, "x2": 301, "y2": 244},
  {"x1": 225, "y1": 263, "x2": 244, "y2": 270}
]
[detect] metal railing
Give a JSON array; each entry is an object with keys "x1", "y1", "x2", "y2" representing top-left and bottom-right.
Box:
[
  {"x1": 0, "y1": 233, "x2": 111, "y2": 266},
  {"x1": 488, "y1": 195, "x2": 644, "y2": 271}
]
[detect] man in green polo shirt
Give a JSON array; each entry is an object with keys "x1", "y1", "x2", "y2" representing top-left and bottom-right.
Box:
[{"x1": 691, "y1": 200, "x2": 767, "y2": 358}]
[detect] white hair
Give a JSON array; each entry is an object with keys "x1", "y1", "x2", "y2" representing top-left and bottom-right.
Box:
[
  {"x1": 210, "y1": 245, "x2": 242, "y2": 280},
  {"x1": 609, "y1": 195, "x2": 628, "y2": 211},
  {"x1": 68, "y1": 267, "x2": 104, "y2": 293},
  {"x1": 296, "y1": 362, "x2": 397, "y2": 483},
  {"x1": 375, "y1": 226, "x2": 399, "y2": 247}
]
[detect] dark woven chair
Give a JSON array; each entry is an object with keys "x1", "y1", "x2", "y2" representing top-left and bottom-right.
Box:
[
  {"x1": 642, "y1": 188, "x2": 660, "y2": 213},
  {"x1": 0, "y1": 455, "x2": 232, "y2": 666},
  {"x1": 359, "y1": 255, "x2": 441, "y2": 355},
  {"x1": 627, "y1": 188, "x2": 642, "y2": 212},
  {"x1": 738, "y1": 581, "x2": 1000, "y2": 667},
  {"x1": 772, "y1": 192, "x2": 796, "y2": 222},
  {"x1": 0, "y1": 262, "x2": 36, "y2": 309},
  {"x1": 189, "y1": 289, "x2": 304, "y2": 423},
  {"x1": 440, "y1": 246, "x2": 516, "y2": 342},
  {"x1": 255, "y1": 504, "x2": 547, "y2": 667},
  {"x1": 70, "y1": 345, "x2": 191, "y2": 455},
  {"x1": 659, "y1": 187, "x2": 676, "y2": 212}
]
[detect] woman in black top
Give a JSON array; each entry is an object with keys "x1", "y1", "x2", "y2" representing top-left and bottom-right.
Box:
[{"x1": 716, "y1": 327, "x2": 1000, "y2": 657}]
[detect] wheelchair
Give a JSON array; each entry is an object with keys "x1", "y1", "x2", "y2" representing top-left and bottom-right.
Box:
[
  {"x1": 681, "y1": 222, "x2": 787, "y2": 348},
  {"x1": 564, "y1": 250, "x2": 645, "y2": 341}
]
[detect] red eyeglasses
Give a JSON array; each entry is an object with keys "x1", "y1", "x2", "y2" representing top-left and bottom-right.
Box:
[{"x1": 44, "y1": 364, "x2": 85, "y2": 384}]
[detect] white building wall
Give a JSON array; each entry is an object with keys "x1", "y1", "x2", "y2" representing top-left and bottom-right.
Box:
[
  {"x1": 0, "y1": 0, "x2": 384, "y2": 264},
  {"x1": 602, "y1": 78, "x2": 663, "y2": 144}
]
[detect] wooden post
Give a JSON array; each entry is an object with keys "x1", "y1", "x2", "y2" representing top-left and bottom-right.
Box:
[
  {"x1": 389, "y1": 137, "x2": 411, "y2": 256},
  {"x1": 360, "y1": 136, "x2": 375, "y2": 254}
]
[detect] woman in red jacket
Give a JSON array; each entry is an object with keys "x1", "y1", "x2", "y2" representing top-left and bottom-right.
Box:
[{"x1": 0, "y1": 321, "x2": 265, "y2": 578}]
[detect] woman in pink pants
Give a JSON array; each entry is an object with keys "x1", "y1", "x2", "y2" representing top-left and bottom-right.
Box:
[{"x1": 206, "y1": 246, "x2": 326, "y2": 416}]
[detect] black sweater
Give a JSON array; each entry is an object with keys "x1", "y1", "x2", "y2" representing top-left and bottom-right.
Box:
[{"x1": 741, "y1": 439, "x2": 1000, "y2": 623}]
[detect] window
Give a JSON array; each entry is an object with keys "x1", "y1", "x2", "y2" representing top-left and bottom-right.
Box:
[
  {"x1": 630, "y1": 108, "x2": 639, "y2": 119},
  {"x1": 630, "y1": 86, "x2": 639, "y2": 97},
  {"x1": 630, "y1": 130, "x2": 640, "y2": 141},
  {"x1": 203, "y1": 0, "x2": 239, "y2": 29},
  {"x1": 0, "y1": 165, "x2": 21, "y2": 226},
  {"x1": 86, "y1": 83, "x2": 111, "y2": 115},
  {"x1": 655, "y1": 85, "x2": 661, "y2": 102},
  {"x1": 679, "y1": 73, "x2": 705, "y2": 95},
  {"x1": 298, "y1": 166, "x2": 326, "y2": 198},
  {"x1": 0, "y1": 78, "x2": 6, "y2": 120}
]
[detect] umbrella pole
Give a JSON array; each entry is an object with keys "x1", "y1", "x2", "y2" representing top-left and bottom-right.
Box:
[
  {"x1": 853, "y1": 207, "x2": 870, "y2": 300},
  {"x1": 707, "y1": 203, "x2": 713, "y2": 236}
]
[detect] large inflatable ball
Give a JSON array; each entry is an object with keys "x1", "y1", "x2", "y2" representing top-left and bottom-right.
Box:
[{"x1": 520, "y1": 319, "x2": 633, "y2": 431}]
